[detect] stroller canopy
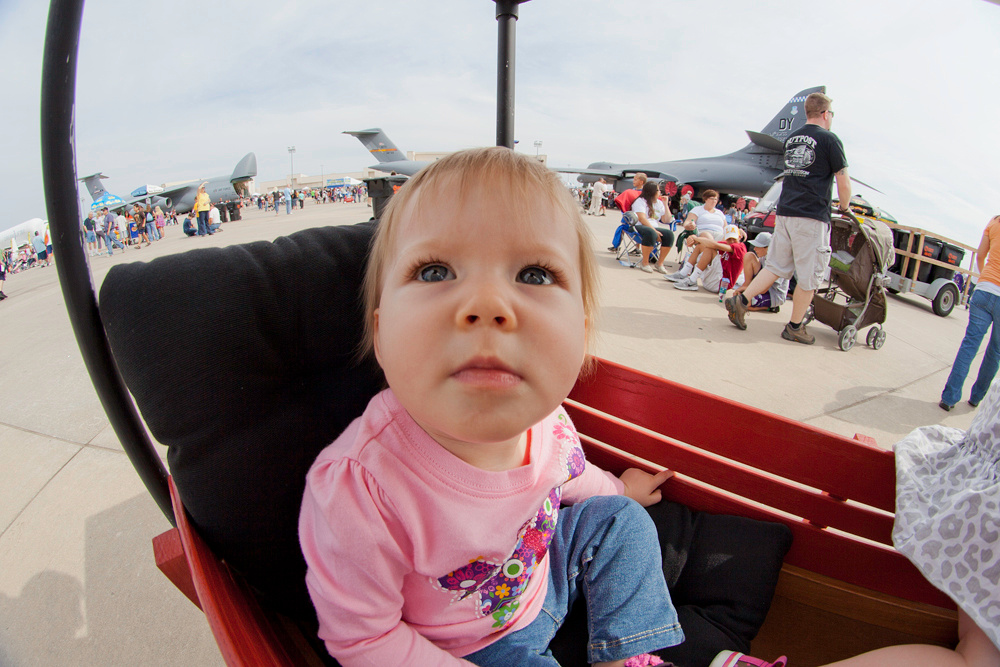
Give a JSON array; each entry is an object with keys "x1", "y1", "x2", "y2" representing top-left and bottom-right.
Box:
[{"x1": 860, "y1": 216, "x2": 896, "y2": 273}]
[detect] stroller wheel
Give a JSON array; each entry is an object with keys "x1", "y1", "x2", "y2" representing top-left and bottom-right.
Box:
[
  {"x1": 838, "y1": 325, "x2": 858, "y2": 352},
  {"x1": 867, "y1": 327, "x2": 887, "y2": 350}
]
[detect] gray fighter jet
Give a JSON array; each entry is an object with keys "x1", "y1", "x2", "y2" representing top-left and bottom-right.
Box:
[
  {"x1": 555, "y1": 86, "x2": 826, "y2": 197},
  {"x1": 79, "y1": 152, "x2": 257, "y2": 214}
]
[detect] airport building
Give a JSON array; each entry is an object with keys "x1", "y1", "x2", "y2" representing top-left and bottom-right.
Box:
[
  {"x1": 255, "y1": 150, "x2": 547, "y2": 193},
  {"x1": 255, "y1": 150, "x2": 453, "y2": 193}
]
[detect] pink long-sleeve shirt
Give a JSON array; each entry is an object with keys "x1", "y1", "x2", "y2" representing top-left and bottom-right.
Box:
[{"x1": 299, "y1": 389, "x2": 623, "y2": 666}]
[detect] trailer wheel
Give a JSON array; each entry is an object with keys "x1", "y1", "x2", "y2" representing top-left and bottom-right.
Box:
[
  {"x1": 932, "y1": 283, "x2": 959, "y2": 317},
  {"x1": 838, "y1": 325, "x2": 857, "y2": 351},
  {"x1": 867, "y1": 327, "x2": 887, "y2": 350}
]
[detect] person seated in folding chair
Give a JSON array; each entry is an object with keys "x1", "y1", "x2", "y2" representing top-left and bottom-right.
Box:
[
  {"x1": 665, "y1": 190, "x2": 728, "y2": 284},
  {"x1": 632, "y1": 180, "x2": 676, "y2": 274},
  {"x1": 608, "y1": 173, "x2": 647, "y2": 254}
]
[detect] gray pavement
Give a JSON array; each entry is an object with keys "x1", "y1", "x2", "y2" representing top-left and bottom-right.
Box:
[{"x1": 0, "y1": 201, "x2": 981, "y2": 665}]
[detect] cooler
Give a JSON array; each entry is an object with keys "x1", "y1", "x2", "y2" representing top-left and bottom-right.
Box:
[{"x1": 930, "y1": 243, "x2": 965, "y2": 282}]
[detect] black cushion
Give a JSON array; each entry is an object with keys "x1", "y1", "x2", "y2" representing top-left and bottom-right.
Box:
[
  {"x1": 551, "y1": 501, "x2": 792, "y2": 667},
  {"x1": 99, "y1": 222, "x2": 383, "y2": 631}
]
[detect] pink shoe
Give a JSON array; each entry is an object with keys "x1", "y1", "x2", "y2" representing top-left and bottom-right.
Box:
[
  {"x1": 709, "y1": 650, "x2": 787, "y2": 667},
  {"x1": 623, "y1": 654, "x2": 665, "y2": 667}
]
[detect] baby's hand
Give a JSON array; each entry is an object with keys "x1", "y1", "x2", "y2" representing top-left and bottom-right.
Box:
[{"x1": 620, "y1": 468, "x2": 674, "y2": 507}]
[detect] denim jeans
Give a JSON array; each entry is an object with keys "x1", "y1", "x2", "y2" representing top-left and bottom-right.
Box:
[
  {"x1": 942, "y1": 289, "x2": 1000, "y2": 406},
  {"x1": 106, "y1": 233, "x2": 125, "y2": 253},
  {"x1": 466, "y1": 496, "x2": 683, "y2": 666},
  {"x1": 197, "y1": 211, "x2": 210, "y2": 236}
]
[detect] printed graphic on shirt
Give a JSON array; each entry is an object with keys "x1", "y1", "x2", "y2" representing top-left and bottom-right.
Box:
[
  {"x1": 553, "y1": 413, "x2": 587, "y2": 482},
  {"x1": 783, "y1": 134, "x2": 817, "y2": 178},
  {"x1": 434, "y1": 416, "x2": 587, "y2": 629}
]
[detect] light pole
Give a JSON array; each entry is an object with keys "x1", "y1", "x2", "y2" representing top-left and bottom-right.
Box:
[{"x1": 287, "y1": 146, "x2": 296, "y2": 186}]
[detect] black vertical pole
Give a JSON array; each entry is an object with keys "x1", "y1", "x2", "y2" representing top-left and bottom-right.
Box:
[
  {"x1": 494, "y1": 0, "x2": 528, "y2": 148},
  {"x1": 41, "y1": 0, "x2": 174, "y2": 523}
]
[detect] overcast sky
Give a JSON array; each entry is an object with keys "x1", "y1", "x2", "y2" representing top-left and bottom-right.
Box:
[{"x1": 3, "y1": 0, "x2": 999, "y2": 247}]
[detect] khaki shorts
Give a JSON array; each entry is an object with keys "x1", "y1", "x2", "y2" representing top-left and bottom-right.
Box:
[{"x1": 767, "y1": 215, "x2": 831, "y2": 292}]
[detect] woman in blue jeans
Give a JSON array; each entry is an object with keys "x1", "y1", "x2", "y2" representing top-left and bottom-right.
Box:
[{"x1": 940, "y1": 215, "x2": 1000, "y2": 410}]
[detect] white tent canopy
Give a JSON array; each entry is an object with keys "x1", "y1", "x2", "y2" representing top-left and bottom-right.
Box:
[
  {"x1": 0, "y1": 218, "x2": 49, "y2": 249},
  {"x1": 325, "y1": 177, "x2": 362, "y2": 187}
]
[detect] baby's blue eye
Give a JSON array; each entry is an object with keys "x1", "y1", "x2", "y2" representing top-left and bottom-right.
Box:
[
  {"x1": 517, "y1": 267, "x2": 553, "y2": 285},
  {"x1": 418, "y1": 264, "x2": 454, "y2": 282}
]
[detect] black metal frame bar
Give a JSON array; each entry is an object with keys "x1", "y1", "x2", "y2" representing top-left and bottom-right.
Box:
[
  {"x1": 40, "y1": 0, "x2": 529, "y2": 525},
  {"x1": 40, "y1": 0, "x2": 173, "y2": 522},
  {"x1": 494, "y1": 0, "x2": 529, "y2": 148}
]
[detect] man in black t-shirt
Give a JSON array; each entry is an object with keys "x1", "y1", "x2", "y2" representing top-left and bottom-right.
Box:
[{"x1": 725, "y1": 92, "x2": 851, "y2": 344}]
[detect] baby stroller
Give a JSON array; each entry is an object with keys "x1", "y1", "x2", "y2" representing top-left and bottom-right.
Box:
[{"x1": 809, "y1": 212, "x2": 895, "y2": 351}]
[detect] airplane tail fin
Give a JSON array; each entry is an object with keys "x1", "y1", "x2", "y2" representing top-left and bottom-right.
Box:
[
  {"x1": 343, "y1": 128, "x2": 407, "y2": 163},
  {"x1": 230, "y1": 152, "x2": 257, "y2": 182},
  {"x1": 78, "y1": 173, "x2": 109, "y2": 200},
  {"x1": 754, "y1": 86, "x2": 826, "y2": 146}
]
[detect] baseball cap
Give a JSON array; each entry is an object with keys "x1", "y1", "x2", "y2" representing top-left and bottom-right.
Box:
[
  {"x1": 724, "y1": 225, "x2": 740, "y2": 240},
  {"x1": 750, "y1": 232, "x2": 773, "y2": 247}
]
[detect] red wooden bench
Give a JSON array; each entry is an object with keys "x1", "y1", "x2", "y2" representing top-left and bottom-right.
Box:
[{"x1": 154, "y1": 357, "x2": 956, "y2": 666}]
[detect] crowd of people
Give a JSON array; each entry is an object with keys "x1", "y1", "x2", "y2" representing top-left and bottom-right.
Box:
[
  {"x1": 253, "y1": 184, "x2": 369, "y2": 215},
  {"x1": 591, "y1": 93, "x2": 857, "y2": 353},
  {"x1": 2, "y1": 231, "x2": 55, "y2": 290},
  {"x1": 81, "y1": 204, "x2": 182, "y2": 257}
]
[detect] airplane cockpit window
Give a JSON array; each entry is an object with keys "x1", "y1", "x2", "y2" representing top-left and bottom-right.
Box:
[{"x1": 756, "y1": 178, "x2": 783, "y2": 213}]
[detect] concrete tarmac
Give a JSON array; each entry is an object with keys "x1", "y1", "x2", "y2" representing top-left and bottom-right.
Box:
[{"x1": 0, "y1": 201, "x2": 982, "y2": 665}]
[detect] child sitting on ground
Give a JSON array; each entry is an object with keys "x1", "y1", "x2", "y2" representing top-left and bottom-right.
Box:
[
  {"x1": 299, "y1": 147, "x2": 683, "y2": 666},
  {"x1": 733, "y1": 232, "x2": 789, "y2": 313}
]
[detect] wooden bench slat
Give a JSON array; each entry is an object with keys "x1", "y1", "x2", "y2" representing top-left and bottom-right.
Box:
[
  {"x1": 153, "y1": 528, "x2": 201, "y2": 610},
  {"x1": 570, "y1": 407, "x2": 895, "y2": 546},
  {"x1": 570, "y1": 359, "x2": 897, "y2": 512},
  {"x1": 581, "y1": 439, "x2": 953, "y2": 609}
]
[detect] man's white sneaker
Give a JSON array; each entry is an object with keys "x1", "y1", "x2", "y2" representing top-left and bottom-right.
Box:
[
  {"x1": 673, "y1": 277, "x2": 699, "y2": 291},
  {"x1": 665, "y1": 270, "x2": 689, "y2": 282}
]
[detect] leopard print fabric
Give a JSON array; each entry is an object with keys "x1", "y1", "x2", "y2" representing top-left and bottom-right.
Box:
[{"x1": 893, "y1": 381, "x2": 1000, "y2": 649}]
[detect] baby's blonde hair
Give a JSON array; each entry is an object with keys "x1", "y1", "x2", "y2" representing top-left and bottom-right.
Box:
[{"x1": 361, "y1": 146, "x2": 599, "y2": 372}]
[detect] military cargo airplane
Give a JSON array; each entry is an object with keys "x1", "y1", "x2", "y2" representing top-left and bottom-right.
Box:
[
  {"x1": 554, "y1": 86, "x2": 826, "y2": 198},
  {"x1": 79, "y1": 152, "x2": 257, "y2": 214},
  {"x1": 343, "y1": 129, "x2": 426, "y2": 176}
]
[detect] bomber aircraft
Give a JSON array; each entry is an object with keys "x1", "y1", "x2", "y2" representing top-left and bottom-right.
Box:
[
  {"x1": 79, "y1": 152, "x2": 257, "y2": 214},
  {"x1": 346, "y1": 87, "x2": 877, "y2": 199},
  {"x1": 555, "y1": 86, "x2": 825, "y2": 198}
]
